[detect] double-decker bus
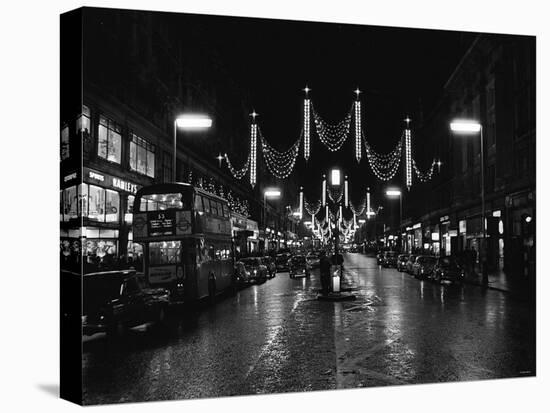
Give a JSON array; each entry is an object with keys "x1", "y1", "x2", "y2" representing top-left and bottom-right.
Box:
[{"x1": 132, "y1": 183, "x2": 234, "y2": 304}]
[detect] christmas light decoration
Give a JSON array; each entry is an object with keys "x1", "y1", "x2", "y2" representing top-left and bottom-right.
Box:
[
  {"x1": 354, "y1": 89, "x2": 362, "y2": 162},
  {"x1": 304, "y1": 197, "x2": 321, "y2": 216},
  {"x1": 303, "y1": 95, "x2": 311, "y2": 160},
  {"x1": 413, "y1": 159, "x2": 437, "y2": 182},
  {"x1": 363, "y1": 132, "x2": 403, "y2": 181},
  {"x1": 322, "y1": 175, "x2": 326, "y2": 206},
  {"x1": 404, "y1": 117, "x2": 413, "y2": 190},
  {"x1": 224, "y1": 152, "x2": 250, "y2": 180},
  {"x1": 250, "y1": 112, "x2": 258, "y2": 188},
  {"x1": 367, "y1": 187, "x2": 371, "y2": 217},
  {"x1": 258, "y1": 127, "x2": 301, "y2": 179},
  {"x1": 344, "y1": 176, "x2": 349, "y2": 207},
  {"x1": 312, "y1": 103, "x2": 353, "y2": 152}
]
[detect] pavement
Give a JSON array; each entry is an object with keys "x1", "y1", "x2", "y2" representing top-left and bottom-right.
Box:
[
  {"x1": 461, "y1": 264, "x2": 535, "y2": 301},
  {"x1": 81, "y1": 253, "x2": 536, "y2": 405}
]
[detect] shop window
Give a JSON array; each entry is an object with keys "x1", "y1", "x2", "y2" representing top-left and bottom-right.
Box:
[
  {"x1": 77, "y1": 105, "x2": 91, "y2": 134},
  {"x1": 97, "y1": 115, "x2": 122, "y2": 164},
  {"x1": 62, "y1": 185, "x2": 79, "y2": 221},
  {"x1": 127, "y1": 195, "x2": 135, "y2": 213},
  {"x1": 61, "y1": 124, "x2": 70, "y2": 160},
  {"x1": 129, "y1": 133, "x2": 155, "y2": 177},
  {"x1": 81, "y1": 183, "x2": 120, "y2": 223},
  {"x1": 105, "y1": 190, "x2": 120, "y2": 223}
]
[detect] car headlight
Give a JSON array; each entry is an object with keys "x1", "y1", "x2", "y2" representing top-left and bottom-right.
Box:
[{"x1": 254, "y1": 269, "x2": 257, "y2": 274}]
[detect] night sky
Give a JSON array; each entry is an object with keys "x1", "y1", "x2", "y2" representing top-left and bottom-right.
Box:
[{"x1": 171, "y1": 12, "x2": 476, "y2": 205}]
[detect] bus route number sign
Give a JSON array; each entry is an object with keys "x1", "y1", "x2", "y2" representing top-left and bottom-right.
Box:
[{"x1": 148, "y1": 210, "x2": 176, "y2": 236}]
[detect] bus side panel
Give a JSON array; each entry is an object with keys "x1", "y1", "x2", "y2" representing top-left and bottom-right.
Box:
[
  {"x1": 197, "y1": 262, "x2": 213, "y2": 299},
  {"x1": 217, "y1": 259, "x2": 233, "y2": 291}
]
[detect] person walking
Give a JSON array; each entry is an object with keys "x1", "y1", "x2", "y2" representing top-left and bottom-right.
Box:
[{"x1": 319, "y1": 250, "x2": 331, "y2": 295}]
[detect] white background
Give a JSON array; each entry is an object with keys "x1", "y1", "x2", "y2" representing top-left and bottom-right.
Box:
[{"x1": 0, "y1": 0, "x2": 547, "y2": 411}]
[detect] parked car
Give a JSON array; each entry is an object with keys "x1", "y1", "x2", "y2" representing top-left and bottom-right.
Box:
[
  {"x1": 376, "y1": 251, "x2": 385, "y2": 265},
  {"x1": 382, "y1": 251, "x2": 398, "y2": 268},
  {"x1": 82, "y1": 269, "x2": 170, "y2": 337},
  {"x1": 306, "y1": 251, "x2": 321, "y2": 268},
  {"x1": 397, "y1": 254, "x2": 409, "y2": 272},
  {"x1": 431, "y1": 256, "x2": 465, "y2": 284},
  {"x1": 262, "y1": 256, "x2": 277, "y2": 278},
  {"x1": 288, "y1": 255, "x2": 311, "y2": 278},
  {"x1": 405, "y1": 254, "x2": 418, "y2": 274},
  {"x1": 275, "y1": 253, "x2": 291, "y2": 272},
  {"x1": 234, "y1": 261, "x2": 251, "y2": 288},
  {"x1": 239, "y1": 257, "x2": 268, "y2": 283},
  {"x1": 412, "y1": 256, "x2": 437, "y2": 279}
]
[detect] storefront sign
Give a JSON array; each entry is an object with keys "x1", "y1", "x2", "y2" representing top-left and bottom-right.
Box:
[
  {"x1": 459, "y1": 220, "x2": 466, "y2": 234},
  {"x1": 440, "y1": 215, "x2": 450, "y2": 223},
  {"x1": 112, "y1": 177, "x2": 138, "y2": 194},
  {"x1": 449, "y1": 229, "x2": 458, "y2": 237},
  {"x1": 431, "y1": 233, "x2": 440, "y2": 241},
  {"x1": 84, "y1": 167, "x2": 139, "y2": 194},
  {"x1": 412, "y1": 223, "x2": 421, "y2": 229},
  {"x1": 63, "y1": 172, "x2": 77, "y2": 183}
]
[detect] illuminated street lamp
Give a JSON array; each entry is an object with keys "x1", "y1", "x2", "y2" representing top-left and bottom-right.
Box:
[
  {"x1": 331, "y1": 168, "x2": 341, "y2": 186},
  {"x1": 386, "y1": 188, "x2": 403, "y2": 250},
  {"x1": 263, "y1": 188, "x2": 281, "y2": 253},
  {"x1": 173, "y1": 114, "x2": 212, "y2": 181},
  {"x1": 450, "y1": 119, "x2": 487, "y2": 286}
]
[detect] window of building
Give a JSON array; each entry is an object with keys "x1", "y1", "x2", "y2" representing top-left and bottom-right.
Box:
[
  {"x1": 194, "y1": 195, "x2": 203, "y2": 212},
  {"x1": 61, "y1": 124, "x2": 70, "y2": 160},
  {"x1": 61, "y1": 186, "x2": 79, "y2": 221},
  {"x1": 163, "y1": 151, "x2": 172, "y2": 182},
  {"x1": 97, "y1": 115, "x2": 122, "y2": 164},
  {"x1": 80, "y1": 183, "x2": 120, "y2": 223},
  {"x1": 129, "y1": 133, "x2": 155, "y2": 177},
  {"x1": 77, "y1": 105, "x2": 91, "y2": 134}
]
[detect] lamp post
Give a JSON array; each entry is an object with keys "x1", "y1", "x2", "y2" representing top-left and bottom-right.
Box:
[
  {"x1": 330, "y1": 168, "x2": 342, "y2": 258},
  {"x1": 173, "y1": 114, "x2": 212, "y2": 182},
  {"x1": 263, "y1": 188, "x2": 281, "y2": 252},
  {"x1": 386, "y1": 189, "x2": 402, "y2": 251},
  {"x1": 450, "y1": 120, "x2": 487, "y2": 286}
]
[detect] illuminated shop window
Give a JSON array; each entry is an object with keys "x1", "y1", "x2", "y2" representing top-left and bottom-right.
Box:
[{"x1": 129, "y1": 133, "x2": 155, "y2": 177}]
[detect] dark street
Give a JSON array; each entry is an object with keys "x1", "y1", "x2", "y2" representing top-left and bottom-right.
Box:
[{"x1": 82, "y1": 253, "x2": 535, "y2": 404}]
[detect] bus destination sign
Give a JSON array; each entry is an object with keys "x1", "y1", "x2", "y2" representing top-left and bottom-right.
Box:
[{"x1": 148, "y1": 210, "x2": 176, "y2": 236}]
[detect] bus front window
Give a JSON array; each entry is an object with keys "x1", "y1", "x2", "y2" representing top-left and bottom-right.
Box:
[{"x1": 138, "y1": 193, "x2": 185, "y2": 212}]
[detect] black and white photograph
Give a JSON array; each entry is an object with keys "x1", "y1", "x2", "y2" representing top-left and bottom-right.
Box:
[
  {"x1": 57, "y1": 5, "x2": 539, "y2": 406},
  {"x1": 4, "y1": 1, "x2": 548, "y2": 412}
]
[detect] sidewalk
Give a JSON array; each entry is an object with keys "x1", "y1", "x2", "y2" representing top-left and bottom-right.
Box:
[{"x1": 463, "y1": 265, "x2": 535, "y2": 301}]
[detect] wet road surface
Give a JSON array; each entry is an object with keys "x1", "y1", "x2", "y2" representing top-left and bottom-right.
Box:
[{"x1": 82, "y1": 253, "x2": 535, "y2": 404}]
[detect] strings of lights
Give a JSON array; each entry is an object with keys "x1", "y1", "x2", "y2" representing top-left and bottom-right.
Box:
[
  {"x1": 259, "y1": 127, "x2": 302, "y2": 179},
  {"x1": 303, "y1": 96, "x2": 311, "y2": 160},
  {"x1": 224, "y1": 152, "x2": 250, "y2": 180},
  {"x1": 363, "y1": 132, "x2": 403, "y2": 181},
  {"x1": 405, "y1": 126, "x2": 412, "y2": 189},
  {"x1": 350, "y1": 192, "x2": 367, "y2": 216},
  {"x1": 413, "y1": 159, "x2": 437, "y2": 182},
  {"x1": 250, "y1": 120, "x2": 257, "y2": 187},
  {"x1": 312, "y1": 103, "x2": 353, "y2": 152},
  {"x1": 354, "y1": 95, "x2": 362, "y2": 162},
  {"x1": 304, "y1": 198, "x2": 322, "y2": 216}
]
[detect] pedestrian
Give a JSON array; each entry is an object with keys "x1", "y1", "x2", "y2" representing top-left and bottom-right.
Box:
[{"x1": 319, "y1": 250, "x2": 331, "y2": 295}]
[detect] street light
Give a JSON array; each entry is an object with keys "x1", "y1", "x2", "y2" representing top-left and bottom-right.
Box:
[
  {"x1": 450, "y1": 119, "x2": 487, "y2": 286},
  {"x1": 385, "y1": 188, "x2": 402, "y2": 251},
  {"x1": 263, "y1": 188, "x2": 281, "y2": 251},
  {"x1": 173, "y1": 114, "x2": 212, "y2": 181},
  {"x1": 331, "y1": 169, "x2": 341, "y2": 186}
]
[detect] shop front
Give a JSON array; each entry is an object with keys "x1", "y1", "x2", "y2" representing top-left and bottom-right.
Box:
[{"x1": 60, "y1": 167, "x2": 144, "y2": 270}]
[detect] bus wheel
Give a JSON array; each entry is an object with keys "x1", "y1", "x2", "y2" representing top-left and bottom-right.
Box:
[{"x1": 208, "y1": 280, "x2": 216, "y2": 305}]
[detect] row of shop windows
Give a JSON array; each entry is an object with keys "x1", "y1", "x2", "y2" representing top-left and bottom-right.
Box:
[{"x1": 60, "y1": 184, "x2": 135, "y2": 223}]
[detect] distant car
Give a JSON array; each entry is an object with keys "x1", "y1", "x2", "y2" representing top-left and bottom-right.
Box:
[
  {"x1": 81, "y1": 269, "x2": 170, "y2": 337},
  {"x1": 413, "y1": 256, "x2": 437, "y2": 279},
  {"x1": 261, "y1": 256, "x2": 277, "y2": 278},
  {"x1": 431, "y1": 256, "x2": 465, "y2": 284},
  {"x1": 382, "y1": 251, "x2": 398, "y2": 268},
  {"x1": 306, "y1": 251, "x2": 321, "y2": 268},
  {"x1": 405, "y1": 254, "x2": 418, "y2": 274},
  {"x1": 397, "y1": 254, "x2": 409, "y2": 272},
  {"x1": 275, "y1": 253, "x2": 291, "y2": 272},
  {"x1": 240, "y1": 257, "x2": 268, "y2": 283},
  {"x1": 234, "y1": 261, "x2": 251, "y2": 288},
  {"x1": 376, "y1": 251, "x2": 385, "y2": 265},
  {"x1": 288, "y1": 255, "x2": 311, "y2": 278}
]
